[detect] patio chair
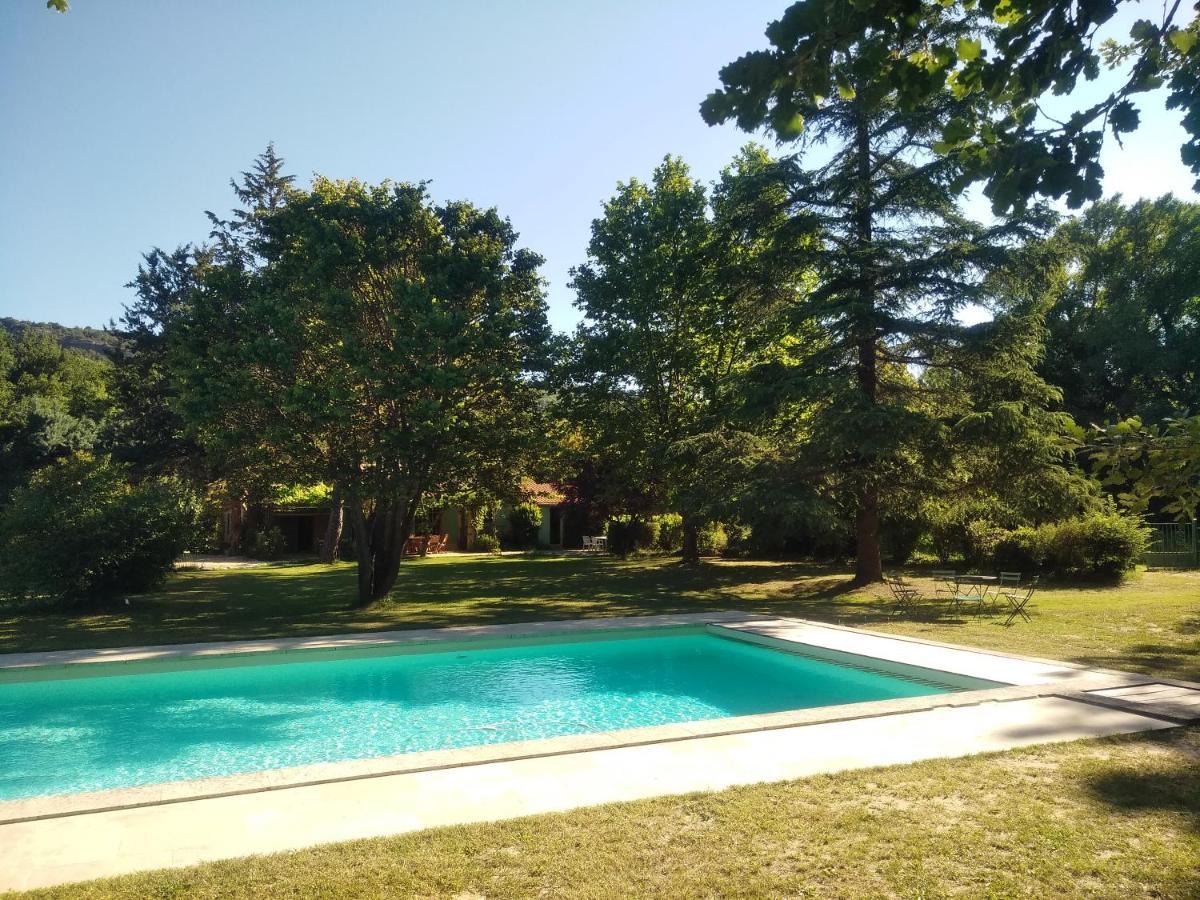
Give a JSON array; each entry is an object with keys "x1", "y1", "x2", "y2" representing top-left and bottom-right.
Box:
[
  {"x1": 885, "y1": 575, "x2": 924, "y2": 615},
  {"x1": 582, "y1": 536, "x2": 595, "y2": 552},
  {"x1": 998, "y1": 571, "x2": 1021, "y2": 587},
  {"x1": 1000, "y1": 576, "x2": 1038, "y2": 626}
]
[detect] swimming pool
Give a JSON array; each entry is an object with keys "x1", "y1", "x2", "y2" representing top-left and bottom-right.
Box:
[{"x1": 0, "y1": 626, "x2": 1000, "y2": 801}]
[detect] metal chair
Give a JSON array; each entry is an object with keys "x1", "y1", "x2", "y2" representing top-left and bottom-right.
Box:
[
  {"x1": 1000, "y1": 576, "x2": 1039, "y2": 626},
  {"x1": 885, "y1": 575, "x2": 923, "y2": 615}
]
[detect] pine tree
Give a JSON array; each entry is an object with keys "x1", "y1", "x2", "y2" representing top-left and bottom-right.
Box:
[{"x1": 703, "y1": 2, "x2": 1074, "y2": 582}]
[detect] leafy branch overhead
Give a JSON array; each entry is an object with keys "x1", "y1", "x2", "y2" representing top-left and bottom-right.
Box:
[{"x1": 702, "y1": 0, "x2": 1200, "y2": 213}]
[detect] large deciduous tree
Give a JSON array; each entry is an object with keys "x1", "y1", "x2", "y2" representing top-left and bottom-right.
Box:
[
  {"x1": 176, "y1": 173, "x2": 550, "y2": 602},
  {"x1": 702, "y1": 1, "x2": 1079, "y2": 583},
  {"x1": 1035, "y1": 195, "x2": 1200, "y2": 426},
  {"x1": 564, "y1": 152, "x2": 803, "y2": 561}
]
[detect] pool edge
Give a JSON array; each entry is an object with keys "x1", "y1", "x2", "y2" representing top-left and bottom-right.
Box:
[{"x1": 1, "y1": 611, "x2": 1188, "y2": 825}]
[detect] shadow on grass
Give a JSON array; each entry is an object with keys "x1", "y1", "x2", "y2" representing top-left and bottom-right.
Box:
[
  {"x1": 1082, "y1": 729, "x2": 1200, "y2": 833},
  {"x1": 0, "y1": 556, "x2": 887, "y2": 653}
]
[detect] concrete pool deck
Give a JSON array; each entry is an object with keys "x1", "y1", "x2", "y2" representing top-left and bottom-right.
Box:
[{"x1": 1, "y1": 613, "x2": 1197, "y2": 892}]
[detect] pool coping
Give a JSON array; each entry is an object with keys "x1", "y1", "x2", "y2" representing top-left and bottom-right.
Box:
[{"x1": 1, "y1": 611, "x2": 1193, "y2": 826}]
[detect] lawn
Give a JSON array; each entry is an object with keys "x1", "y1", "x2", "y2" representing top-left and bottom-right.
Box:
[
  {"x1": 3, "y1": 555, "x2": 1198, "y2": 899},
  {"x1": 2, "y1": 554, "x2": 1197, "y2": 681},
  {"x1": 15, "y1": 726, "x2": 1200, "y2": 899}
]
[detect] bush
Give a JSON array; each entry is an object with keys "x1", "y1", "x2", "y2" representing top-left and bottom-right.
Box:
[
  {"x1": 1040, "y1": 512, "x2": 1149, "y2": 579},
  {"x1": 506, "y1": 502, "x2": 542, "y2": 549},
  {"x1": 472, "y1": 533, "x2": 500, "y2": 554},
  {"x1": 655, "y1": 514, "x2": 683, "y2": 552},
  {"x1": 696, "y1": 522, "x2": 728, "y2": 556},
  {"x1": 723, "y1": 522, "x2": 752, "y2": 557},
  {"x1": 963, "y1": 519, "x2": 1005, "y2": 569},
  {"x1": 0, "y1": 456, "x2": 196, "y2": 606},
  {"x1": 882, "y1": 514, "x2": 924, "y2": 565},
  {"x1": 247, "y1": 525, "x2": 287, "y2": 560},
  {"x1": 993, "y1": 526, "x2": 1044, "y2": 573},
  {"x1": 605, "y1": 518, "x2": 657, "y2": 555},
  {"x1": 989, "y1": 512, "x2": 1148, "y2": 580}
]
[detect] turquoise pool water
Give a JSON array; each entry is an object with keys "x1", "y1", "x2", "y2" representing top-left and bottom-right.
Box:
[{"x1": 0, "y1": 628, "x2": 997, "y2": 800}]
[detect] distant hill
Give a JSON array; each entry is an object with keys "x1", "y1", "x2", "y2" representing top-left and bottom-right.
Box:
[{"x1": 0, "y1": 317, "x2": 121, "y2": 358}]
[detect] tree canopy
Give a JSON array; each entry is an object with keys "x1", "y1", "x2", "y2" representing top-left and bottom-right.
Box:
[{"x1": 174, "y1": 164, "x2": 551, "y2": 601}]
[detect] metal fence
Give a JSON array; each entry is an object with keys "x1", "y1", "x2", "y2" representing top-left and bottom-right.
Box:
[{"x1": 1143, "y1": 521, "x2": 1198, "y2": 568}]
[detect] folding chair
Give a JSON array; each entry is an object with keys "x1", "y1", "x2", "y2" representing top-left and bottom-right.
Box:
[
  {"x1": 885, "y1": 575, "x2": 923, "y2": 615},
  {"x1": 1000, "y1": 576, "x2": 1038, "y2": 626}
]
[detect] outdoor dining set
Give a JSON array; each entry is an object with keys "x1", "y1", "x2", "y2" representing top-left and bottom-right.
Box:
[{"x1": 886, "y1": 570, "x2": 1039, "y2": 626}]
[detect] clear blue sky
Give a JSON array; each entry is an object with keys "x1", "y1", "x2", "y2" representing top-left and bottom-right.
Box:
[{"x1": 1, "y1": 0, "x2": 1196, "y2": 333}]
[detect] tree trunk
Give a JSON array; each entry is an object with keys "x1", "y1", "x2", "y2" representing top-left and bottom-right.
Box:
[
  {"x1": 850, "y1": 99, "x2": 884, "y2": 586},
  {"x1": 854, "y1": 482, "x2": 883, "y2": 584},
  {"x1": 681, "y1": 515, "x2": 700, "y2": 563},
  {"x1": 348, "y1": 493, "x2": 420, "y2": 605},
  {"x1": 319, "y1": 484, "x2": 344, "y2": 564}
]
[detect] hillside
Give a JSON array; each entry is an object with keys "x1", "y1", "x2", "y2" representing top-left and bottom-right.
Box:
[{"x1": 0, "y1": 317, "x2": 121, "y2": 357}]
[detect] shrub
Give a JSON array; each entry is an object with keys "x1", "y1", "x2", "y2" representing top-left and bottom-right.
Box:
[
  {"x1": 882, "y1": 513, "x2": 924, "y2": 565},
  {"x1": 655, "y1": 514, "x2": 683, "y2": 552},
  {"x1": 605, "y1": 518, "x2": 657, "y2": 555},
  {"x1": 696, "y1": 522, "x2": 728, "y2": 556},
  {"x1": 0, "y1": 456, "x2": 196, "y2": 606},
  {"x1": 506, "y1": 502, "x2": 542, "y2": 549},
  {"x1": 723, "y1": 522, "x2": 752, "y2": 557},
  {"x1": 247, "y1": 525, "x2": 287, "y2": 560},
  {"x1": 963, "y1": 519, "x2": 1005, "y2": 569},
  {"x1": 473, "y1": 533, "x2": 500, "y2": 554},
  {"x1": 993, "y1": 526, "x2": 1044, "y2": 573},
  {"x1": 1040, "y1": 512, "x2": 1149, "y2": 579}
]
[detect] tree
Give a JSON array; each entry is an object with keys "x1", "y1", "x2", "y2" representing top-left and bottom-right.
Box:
[
  {"x1": 106, "y1": 246, "x2": 212, "y2": 477},
  {"x1": 0, "y1": 329, "x2": 112, "y2": 499},
  {"x1": 1034, "y1": 195, "x2": 1200, "y2": 426},
  {"x1": 0, "y1": 455, "x2": 196, "y2": 605},
  {"x1": 175, "y1": 175, "x2": 550, "y2": 602},
  {"x1": 703, "y1": 1, "x2": 1200, "y2": 213},
  {"x1": 1090, "y1": 415, "x2": 1200, "y2": 521},
  {"x1": 563, "y1": 152, "x2": 802, "y2": 561},
  {"x1": 703, "y1": 1, "x2": 1080, "y2": 583}
]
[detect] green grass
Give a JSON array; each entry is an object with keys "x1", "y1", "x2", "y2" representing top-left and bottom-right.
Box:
[
  {"x1": 3, "y1": 554, "x2": 1197, "y2": 898},
  {"x1": 2, "y1": 554, "x2": 1197, "y2": 680},
  {"x1": 16, "y1": 726, "x2": 1200, "y2": 899}
]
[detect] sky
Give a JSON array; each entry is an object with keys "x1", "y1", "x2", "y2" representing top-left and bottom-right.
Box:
[{"x1": 2, "y1": 0, "x2": 1197, "y2": 334}]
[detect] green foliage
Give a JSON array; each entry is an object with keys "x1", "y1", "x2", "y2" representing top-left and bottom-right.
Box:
[
  {"x1": 703, "y1": 1, "x2": 1200, "y2": 211},
  {"x1": 506, "y1": 503, "x2": 543, "y2": 550},
  {"x1": 0, "y1": 456, "x2": 195, "y2": 605},
  {"x1": 1038, "y1": 513, "x2": 1150, "y2": 579},
  {"x1": 1090, "y1": 415, "x2": 1200, "y2": 521},
  {"x1": 882, "y1": 514, "x2": 924, "y2": 565},
  {"x1": 0, "y1": 318, "x2": 120, "y2": 358},
  {"x1": 989, "y1": 512, "x2": 1148, "y2": 579},
  {"x1": 0, "y1": 329, "x2": 113, "y2": 498},
  {"x1": 561, "y1": 151, "x2": 803, "y2": 559},
  {"x1": 173, "y1": 150, "x2": 551, "y2": 602},
  {"x1": 605, "y1": 518, "x2": 657, "y2": 556},
  {"x1": 472, "y1": 533, "x2": 500, "y2": 554},
  {"x1": 273, "y1": 483, "x2": 333, "y2": 508},
  {"x1": 993, "y1": 526, "x2": 1044, "y2": 574},
  {"x1": 1032, "y1": 197, "x2": 1200, "y2": 425},
  {"x1": 701, "y1": 3, "x2": 1081, "y2": 582},
  {"x1": 247, "y1": 525, "x2": 287, "y2": 561},
  {"x1": 655, "y1": 514, "x2": 683, "y2": 552},
  {"x1": 696, "y1": 522, "x2": 728, "y2": 557}
]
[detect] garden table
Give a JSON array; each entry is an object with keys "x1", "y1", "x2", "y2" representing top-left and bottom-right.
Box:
[{"x1": 952, "y1": 575, "x2": 998, "y2": 614}]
